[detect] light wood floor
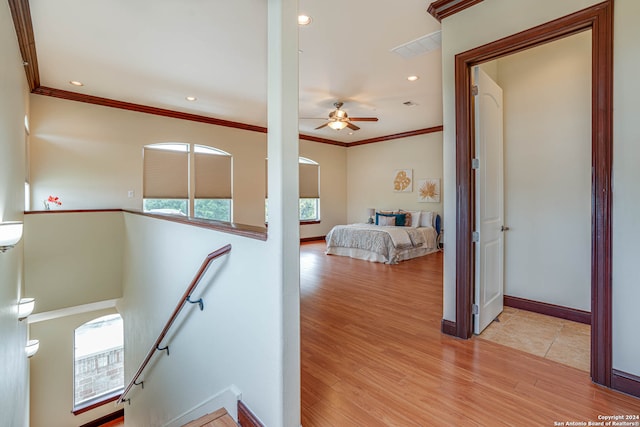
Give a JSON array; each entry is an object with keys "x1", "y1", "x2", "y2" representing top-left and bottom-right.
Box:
[{"x1": 300, "y1": 242, "x2": 640, "y2": 426}]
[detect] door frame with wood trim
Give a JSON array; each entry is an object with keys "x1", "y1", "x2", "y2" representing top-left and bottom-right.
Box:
[{"x1": 451, "y1": 1, "x2": 613, "y2": 387}]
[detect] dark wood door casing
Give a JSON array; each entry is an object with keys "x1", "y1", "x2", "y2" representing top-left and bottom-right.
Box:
[{"x1": 451, "y1": 1, "x2": 613, "y2": 388}]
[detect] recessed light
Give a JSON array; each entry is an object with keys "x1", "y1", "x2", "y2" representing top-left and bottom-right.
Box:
[
  {"x1": 298, "y1": 15, "x2": 312, "y2": 25},
  {"x1": 407, "y1": 75, "x2": 419, "y2": 82},
  {"x1": 185, "y1": 96, "x2": 197, "y2": 102},
  {"x1": 69, "y1": 80, "x2": 84, "y2": 86}
]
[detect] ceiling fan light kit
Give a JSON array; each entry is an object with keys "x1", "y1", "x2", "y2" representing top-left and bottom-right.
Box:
[
  {"x1": 328, "y1": 120, "x2": 348, "y2": 131},
  {"x1": 311, "y1": 101, "x2": 378, "y2": 132}
]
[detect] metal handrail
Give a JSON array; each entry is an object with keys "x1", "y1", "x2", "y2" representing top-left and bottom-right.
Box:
[{"x1": 119, "y1": 244, "x2": 232, "y2": 404}]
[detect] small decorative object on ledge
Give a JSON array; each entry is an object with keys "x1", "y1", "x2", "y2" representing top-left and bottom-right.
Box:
[{"x1": 44, "y1": 195, "x2": 62, "y2": 210}]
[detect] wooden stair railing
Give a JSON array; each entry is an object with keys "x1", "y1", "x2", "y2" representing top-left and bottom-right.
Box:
[{"x1": 119, "y1": 244, "x2": 232, "y2": 405}]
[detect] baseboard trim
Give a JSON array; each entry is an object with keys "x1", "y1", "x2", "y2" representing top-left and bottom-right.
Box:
[
  {"x1": 238, "y1": 400, "x2": 264, "y2": 427},
  {"x1": 78, "y1": 409, "x2": 124, "y2": 427},
  {"x1": 504, "y1": 295, "x2": 591, "y2": 325},
  {"x1": 612, "y1": 369, "x2": 640, "y2": 399},
  {"x1": 441, "y1": 319, "x2": 457, "y2": 336},
  {"x1": 300, "y1": 236, "x2": 326, "y2": 243}
]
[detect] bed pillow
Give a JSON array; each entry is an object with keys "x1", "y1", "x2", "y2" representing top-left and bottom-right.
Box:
[
  {"x1": 400, "y1": 210, "x2": 421, "y2": 228},
  {"x1": 376, "y1": 212, "x2": 406, "y2": 226},
  {"x1": 420, "y1": 211, "x2": 434, "y2": 227},
  {"x1": 378, "y1": 215, "x2": 396, "y2": 226}
]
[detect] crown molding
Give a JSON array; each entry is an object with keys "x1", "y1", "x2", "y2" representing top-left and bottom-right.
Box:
[
  {"x1": 8, "y1": 0, "x2": 39, "y2": 90},
  {"x1": 348, "y1": 126, "x2": 443, "y2": 146},
  {"x1": 32, "y1": 86, "x2": 269, "y2": 133},
  {"x1": 427, "y1": 0, "x2": 484, "y2": 22}
]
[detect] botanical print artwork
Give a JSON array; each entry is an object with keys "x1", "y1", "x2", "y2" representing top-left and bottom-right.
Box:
[
  {"x1": 417, "y1": 178, "x2": 440, "y2": 202},
  {"x1": 393, "y1": 169, "x2": 412, "y2": 192}
]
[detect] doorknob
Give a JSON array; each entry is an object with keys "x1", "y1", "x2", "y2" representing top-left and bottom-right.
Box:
[{"x1": 501, "y1": 225, "x2": 510, "y2": 232}]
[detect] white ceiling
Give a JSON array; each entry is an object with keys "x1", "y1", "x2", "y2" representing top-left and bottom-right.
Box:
[{"x1": 29, "y1": 0, "x2": 442, "y2": 143}]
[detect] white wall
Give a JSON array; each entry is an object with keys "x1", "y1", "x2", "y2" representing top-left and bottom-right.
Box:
[
  {"x1": 118, "y1": 214, "x2": 281, "y2": 426},
  {"x1": 24, "y1": 212, "x2": 124, "y2": 312},
  {"x1": 28, "y1": 308, "x2": 119, "y2": 427},
  {"x1": 346, "y1": 132, "x2": 443, "y2": 224},
  {"x1": 612, "y1": 0, "x2": 640, "y2": 378},
  {"x1": 0, "y1": 1, "x2": 30, "y2": 425},
  {"x1": 441, "y1": 0, "x2": 639, "y2": 378},
  {"x1": 497, "y1": 31, "x2": 592, "y2": 311}
]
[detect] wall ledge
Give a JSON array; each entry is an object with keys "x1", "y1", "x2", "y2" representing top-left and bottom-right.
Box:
[{"x1": 25, "y1": 209, "x2": 268, "y2": 241}]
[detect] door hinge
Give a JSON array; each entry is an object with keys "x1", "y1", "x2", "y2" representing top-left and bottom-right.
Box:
[
  {"x1": 472, "y1": 158, "x2": 480, "y2": 169},
  {"x1": 472, "y1": 85, "x2": 479, "y2": 96},
  {"x1": 472, "y1": 231, "x2": 480, "y2": 243},
  {"x1": 472, "y1": 304, "x2": 479, "y2": 315}
]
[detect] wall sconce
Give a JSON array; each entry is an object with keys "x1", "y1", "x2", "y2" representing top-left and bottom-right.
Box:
[
  {"x1": 0, "y1": 221, "x2": 24, "y2": 252},
  {"x1": 18, "y1": 298, "x2": 35, "y2": 321},
  {"x1": 366, "y1": 208, "x2": 375, "y2": 224},
  {"x1": 25, "y1": 339, "x2": 39, "y2": 358}
]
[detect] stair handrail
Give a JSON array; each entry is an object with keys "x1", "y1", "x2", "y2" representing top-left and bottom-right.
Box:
[{"x1": 119, "y1": 243, "x2": 232, "y2": 404}]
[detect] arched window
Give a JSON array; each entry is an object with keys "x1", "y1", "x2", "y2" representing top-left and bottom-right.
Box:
[
  {"x1": 73, "y1": 314, "x2": 124, "y2": 411},
  {"x1": 265, "y1": 157, "x2": 320, "y2": 222},
  {"x1": 298, "y1": 157, "x2": 320, "y2": 221},
  {"x1": 142, "y1": 143, "x2": 232, "y2": 221}
]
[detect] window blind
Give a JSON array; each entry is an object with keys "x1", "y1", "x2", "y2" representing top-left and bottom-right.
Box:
[
  {"x1": 194, "y1": 153, "x2": 232, "y2": 198},
  {"x1": 299, "y1": 163, "x2": 319, "y2": 198},
  {"x1": 143, "y1": 148, "x2": 188, "y2": 198}
]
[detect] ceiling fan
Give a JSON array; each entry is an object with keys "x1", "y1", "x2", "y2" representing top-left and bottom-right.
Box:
[{"x1": 308, "y1": 102, "x2": 379, "y2": 131}]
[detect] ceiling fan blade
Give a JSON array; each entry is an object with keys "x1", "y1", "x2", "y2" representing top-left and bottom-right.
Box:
[
  {"x1": 300, "y1": 117, "x2": 329, "y2": 120},
  {"x1": 314, "y1": 122, "x2": 330, "y2": 130},
  {"x1": 346, "y1": 122, "x2": 360, "y2": 131},
  {"x1": 349, "y1": 117, "x2": 379, "y2": 122}
]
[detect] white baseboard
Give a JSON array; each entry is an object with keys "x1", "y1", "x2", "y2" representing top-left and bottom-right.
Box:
[{"x1": 162, "y1": 385, "x2": 242, "y2": 427}]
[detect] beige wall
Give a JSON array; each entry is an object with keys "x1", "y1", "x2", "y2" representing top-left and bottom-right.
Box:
[
  {"x1": 0, "y1": 1, "x2": 30, "y2": 425},
  {"x1": 29, "y1": 95, "x2": 269, "y2": 226},
  {"x1": 24, "y1": 212, "x2": 124, "y2": 313},
  {"x1": 29, "y1": 308, "x2": 119, "y2": 427},
  {"x1": 346, "y1": 132, "x2": 443, "y2": 224},
  {"x1": 441, "y1": 0, "x2": 640, "y2": 378},
  {"x1": 496, "y1": 31, "x2": 592, "y2": 311},
  {"x1": 29, "y1": 95, "x2": 350, "y2": 235}
]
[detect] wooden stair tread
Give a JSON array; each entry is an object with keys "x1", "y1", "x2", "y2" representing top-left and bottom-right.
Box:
[{"x1": 182, "y1": 408, "x2": 237, "y2": 427}]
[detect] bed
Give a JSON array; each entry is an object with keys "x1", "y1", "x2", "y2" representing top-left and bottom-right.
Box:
[{"x1": 325, "y1": 211, "x2": 441, "y2": 264}]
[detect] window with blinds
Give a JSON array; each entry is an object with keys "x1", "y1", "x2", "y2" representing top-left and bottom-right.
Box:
[
  {"x1": 264, "y1": 157, "x2": 320, "y2": 222},
  {"x1": 142, "y1": 143, "x2": 232, "y2": 221}
]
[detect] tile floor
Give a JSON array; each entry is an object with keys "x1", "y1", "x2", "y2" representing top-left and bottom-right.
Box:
[{"x1": 478, "y1": 306, "x2": 591, "y2": 372}]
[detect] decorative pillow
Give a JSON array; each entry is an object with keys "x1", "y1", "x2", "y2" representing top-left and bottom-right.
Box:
[
  {"x1": 376, "y1": 212, "x2": 406, "y2": 226},
  {"x1": 399, "y1": 210, "x2": 421, "y2": 228},
  {"x1": 420, "y1": 211, "x2": 434, "y2": 227},
  {"x1": 406, "y1": 211, "x2": 420, "y2": 228},
  {"x1": 378, "y1": 215, "x2": 396, "y2": 226}
]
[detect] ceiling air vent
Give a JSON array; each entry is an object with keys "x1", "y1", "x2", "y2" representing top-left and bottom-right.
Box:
[{"x1": 391, "y1": 30, "x2": 442, "y2": 59}]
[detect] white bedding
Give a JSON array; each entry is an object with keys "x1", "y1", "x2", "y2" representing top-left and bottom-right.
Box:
[{"x1": 325, "y1": 223, "x2": 438, "y2": 264}]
